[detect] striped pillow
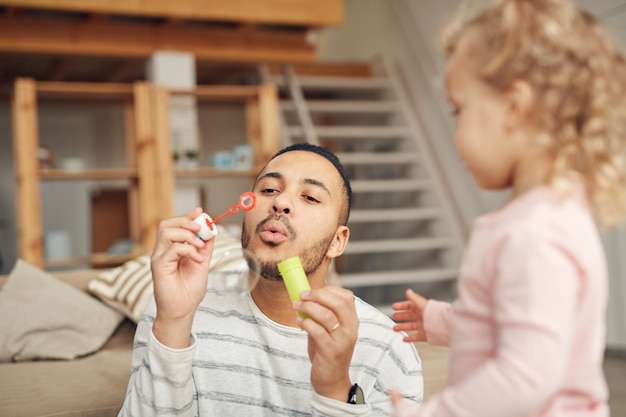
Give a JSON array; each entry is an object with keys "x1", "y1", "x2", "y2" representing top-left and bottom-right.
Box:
[
  {"x1": 88, "y1": 226, "x2": 243, "y2": 323},
  {"x1": 88, "y1": 255, "x2": 152, "y2": 323}
]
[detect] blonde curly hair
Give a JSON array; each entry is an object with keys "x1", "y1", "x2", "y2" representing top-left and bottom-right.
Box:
[{"x1": 442, "y1": 0, "x2": 626, "y2": 227}]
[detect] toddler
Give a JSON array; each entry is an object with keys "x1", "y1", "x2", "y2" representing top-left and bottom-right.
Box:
[{"x1": 392, "y1": 0, "x2": 626, "y2": 416}]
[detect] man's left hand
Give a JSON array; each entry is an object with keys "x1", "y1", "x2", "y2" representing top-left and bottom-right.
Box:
[{"x1": 294, "y1": 286, "x2": 358, "y2": 402}]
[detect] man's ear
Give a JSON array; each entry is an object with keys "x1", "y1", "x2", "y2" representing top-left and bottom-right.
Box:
[
  {"x1": 327, "y1": 226, "x2": 350, "y2": 259},
  {"x1": 506, "y1": 80, "x2": 536, "y2": 130}
]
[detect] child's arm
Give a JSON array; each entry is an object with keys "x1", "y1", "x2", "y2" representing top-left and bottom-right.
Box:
[{"x1": 392, "y1": 289, "x2": 452, "y2": 346}]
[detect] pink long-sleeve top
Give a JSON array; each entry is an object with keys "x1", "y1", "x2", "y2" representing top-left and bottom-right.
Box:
[{"x1": 399, "y1": 186, "x2": 609, "y2": 417}]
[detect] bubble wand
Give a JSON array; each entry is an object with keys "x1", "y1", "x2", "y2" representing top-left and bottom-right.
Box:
[{"x1": 194, "y1": 192, "x2": 256, "y2": 240}]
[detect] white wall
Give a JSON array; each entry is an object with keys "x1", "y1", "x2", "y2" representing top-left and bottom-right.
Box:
[{"x1": 318, "y1": 0, "x2": 626, "y2": 349}]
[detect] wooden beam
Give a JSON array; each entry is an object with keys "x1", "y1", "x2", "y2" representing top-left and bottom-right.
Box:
[
  {"x1": 151, "y1": 85, "x2": 174, "y2": 221},
  {"x1": 12, "y1": 78, "x2": 44, "y2": 267},
  {"x1": 257, "y1": 83, "x2": 280, "y2": 165},
  {"x1": 0, "y1": 0, "x2": 344, "y2": 26},
  {"x1": 133, "y1": 82, "x2": 159, "y2": 253},
  {"x1": 0, "y1": 15, "x2": 316, "y2": 63},
  {"x1": 266, "y1": 62, "x2": 373, "y2": 78}
]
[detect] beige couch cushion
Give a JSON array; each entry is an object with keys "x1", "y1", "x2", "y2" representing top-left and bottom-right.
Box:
[
  {"x1": 0, "y1": 319, "x2": 135, "y2": 417},
  {"x1": 0, "y1": 259, "x2": 124, "y2": 362}
]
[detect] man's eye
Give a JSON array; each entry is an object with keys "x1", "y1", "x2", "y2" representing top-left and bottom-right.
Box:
[
  {"x1": 303, "y1": 195, "x2": 319, "y2": 203},
  {"x1": 261, "y1": 188, "x2": 278, "y2": 194}
]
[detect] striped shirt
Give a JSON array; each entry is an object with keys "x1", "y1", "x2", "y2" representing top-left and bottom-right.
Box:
[{"x1": 118, "y1": 284, "x2": 423, "y2": 416}]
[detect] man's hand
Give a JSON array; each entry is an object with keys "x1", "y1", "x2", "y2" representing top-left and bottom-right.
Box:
[
  {"x1": 151, "y1": 207, "x2": 215, "y2": 348},
  {"x1": 392, "y1": 289, "x2": 428, "y2": 343},
  {"x1": 294, "y1": 286, "x2": 358, "y2": 402}
]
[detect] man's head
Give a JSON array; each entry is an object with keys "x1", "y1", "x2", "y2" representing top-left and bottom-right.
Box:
[
  {"x1": 270, "y1": 143, "x2": 352, "y2": 226},
  {"x1": 241, "y1": 143, "x2": 352, "y2": 282}
]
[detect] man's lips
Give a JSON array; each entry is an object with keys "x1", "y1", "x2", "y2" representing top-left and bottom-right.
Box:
[{"x1": 258, "y1": 220, "x2": 290, "y2": 243}]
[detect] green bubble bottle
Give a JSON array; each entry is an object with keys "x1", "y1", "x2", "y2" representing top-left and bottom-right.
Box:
[{"x1": 278, "y1": 256, "x2": 311, "y2": 318}]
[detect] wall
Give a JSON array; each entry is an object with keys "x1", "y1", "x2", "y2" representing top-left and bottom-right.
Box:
[{"x1": 317, "y1": 0, "x2": 626, "y2": 349}]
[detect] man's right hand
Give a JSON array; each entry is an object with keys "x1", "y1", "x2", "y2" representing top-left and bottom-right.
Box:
[{"x1": 150, "y1": 207, "x2": 215, "y2": 348}]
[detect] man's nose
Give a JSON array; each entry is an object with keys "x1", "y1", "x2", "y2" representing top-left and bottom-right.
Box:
[{"x1": 272, "y1": 194, "x2": 291, "y2": 215}]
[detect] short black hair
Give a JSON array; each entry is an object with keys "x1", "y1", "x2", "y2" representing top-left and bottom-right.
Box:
[{"x1": 271, "y1": 143, "x2": 352, "y2": 225}]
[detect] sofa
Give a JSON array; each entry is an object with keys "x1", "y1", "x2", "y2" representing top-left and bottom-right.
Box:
[
  {"x1": 0, "y1": 267, "x2": 134, "y2": 417},
  {"x1": 0, "y1": 247, "x2": 449, "y2": 417}
]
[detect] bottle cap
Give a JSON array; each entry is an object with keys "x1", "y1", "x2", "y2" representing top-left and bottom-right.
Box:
[
  {"x1": 193, "y1": 213, "x2": 218, "y2": 241},
  {"x1": 278, "y1": 256, "x2": 302, "y2": 274}
]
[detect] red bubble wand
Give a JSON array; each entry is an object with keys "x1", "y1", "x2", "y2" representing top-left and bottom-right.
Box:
[{"x1": 194, "y1": 192, "x2": 257, "y2": 240}]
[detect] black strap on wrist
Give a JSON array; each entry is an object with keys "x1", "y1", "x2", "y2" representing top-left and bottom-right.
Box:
[{"x1": 347, "y1": 383, "x2": 365, "y2": 404}]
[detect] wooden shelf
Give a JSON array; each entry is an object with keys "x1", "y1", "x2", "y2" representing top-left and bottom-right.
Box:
[
  {"x1": 170, "y1": 85, "x2": 261, "y2": 100},
  {"x1": 36, "y1": 81, "x2": 133, "y2": 94},
  {"x1": 40, "y1": 168, "x2": 138, "y2": 180},
  {"x1": 175, "y1": 166, "x2": 262, "y2": 178}
]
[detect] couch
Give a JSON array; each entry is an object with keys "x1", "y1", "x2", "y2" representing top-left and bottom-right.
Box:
[
  {"x1": 0, "y1": 258, "x2": 449, "y2": 417},
  {"x1": 0, "y1": 268, "x2": 134, "y2": 417}
]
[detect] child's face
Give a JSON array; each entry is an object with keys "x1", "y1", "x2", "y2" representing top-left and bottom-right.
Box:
[{"x1": 444, "y1": 29, "x2": 520, "y2": 191}]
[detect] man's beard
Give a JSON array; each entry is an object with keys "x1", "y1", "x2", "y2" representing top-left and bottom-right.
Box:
[{"x1": 241, "y1": 215, "x2": 335, "y2": 282}]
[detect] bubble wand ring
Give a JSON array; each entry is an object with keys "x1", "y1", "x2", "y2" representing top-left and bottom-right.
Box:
[{"x1": 211, "y1": 192, "x2": 256, "y2": 224}]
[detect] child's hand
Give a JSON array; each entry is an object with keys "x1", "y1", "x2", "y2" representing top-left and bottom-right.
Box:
[
  {"x1": 392, "y1": 288, "x2": 428, "y2": 343},
  {"x1": 390, "y1": 388, "x2": 422, "y2": 416}
]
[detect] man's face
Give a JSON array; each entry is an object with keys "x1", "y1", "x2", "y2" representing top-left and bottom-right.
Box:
[{"x1": 241, "y1": 150, "x2": 345, "y2": 281}]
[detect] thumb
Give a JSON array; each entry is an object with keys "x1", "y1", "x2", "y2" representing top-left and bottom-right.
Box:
[{"x1": 390, "y1": 388, "x2": 403, "y2": 406}]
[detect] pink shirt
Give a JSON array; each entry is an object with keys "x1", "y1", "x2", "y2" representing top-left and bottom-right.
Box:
[{"x1": 397, "y1": 186, "x2": 609, "y2": 417}]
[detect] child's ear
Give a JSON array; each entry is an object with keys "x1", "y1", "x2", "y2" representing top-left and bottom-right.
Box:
[{"x1": 505, "y1": 80, "x2": 536, "y2": 130}]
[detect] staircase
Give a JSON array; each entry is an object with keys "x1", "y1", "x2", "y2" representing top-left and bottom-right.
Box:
[{"x1": 260, "y1": 60, "x2": 465, "y2": 313}]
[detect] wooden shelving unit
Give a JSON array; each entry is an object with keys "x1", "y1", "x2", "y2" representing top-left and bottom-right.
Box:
[
  {"x1": 12, "y1": 78, "x2": 160, "y2": 269},
  {"x1": 12, "y1": 78, "x2": 279, "y2": 269},
  {"x1": 166, "y1": 83, "x2": 279, "y2": 171}
]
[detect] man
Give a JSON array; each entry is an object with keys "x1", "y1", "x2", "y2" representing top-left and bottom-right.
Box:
[{"x1": 118, "y1": 143, "x2": 423, "y2": 416}]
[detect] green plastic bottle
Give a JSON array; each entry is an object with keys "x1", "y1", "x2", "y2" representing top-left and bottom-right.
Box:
[{"x1": 278, "y1": 256, "x2": 311, "y2": 318}]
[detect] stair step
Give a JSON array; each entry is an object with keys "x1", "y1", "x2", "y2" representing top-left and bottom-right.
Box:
[
  {"x1": 339, "y1": 267, "x2": 459, "y2": 287},
  {"x1": 344, "y1": 236, "x2": 457, "y2": 254},
  {"x1": 271, "y1": 75, "x2": 391, "y2": 90},
  {"x1": 280, "y1": 100, "x2": 400, "y2": 113},
  {"x1": 349, "y1": 207, "x2": 443, "y2": 223},
  {"x1": 336, "y1": 151, "x2": 417, "y2": 164},
  {"x1": 288, "y1": 126, "x2": 410, "y2": 139},
  {"x1": 350, "y1": 178, "x2": 431, "y2": 192}
]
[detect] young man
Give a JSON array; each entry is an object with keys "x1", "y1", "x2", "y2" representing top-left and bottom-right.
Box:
[{"x1": 118, "y1": 143, "x2": 423, "y2": 416}]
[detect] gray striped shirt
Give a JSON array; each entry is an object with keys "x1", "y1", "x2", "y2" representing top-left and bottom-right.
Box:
[{"x1": 119, "y1": 285, "x2": 423, "y2": 416}]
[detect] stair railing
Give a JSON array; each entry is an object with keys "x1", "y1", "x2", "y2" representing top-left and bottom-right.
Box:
[
  {"x1": 380, "y1": 57, "x2": 468, "y2": 244},
  {"x1": 282, "y1": 66, "x2": 319, "y2": 146}
]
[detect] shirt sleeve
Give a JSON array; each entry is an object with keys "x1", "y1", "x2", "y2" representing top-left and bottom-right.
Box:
[
  {"x1": 423, "y1": 300, "x2": 453, "y2": 346},
  {"x1": 117, "y1": 299, "x2": 198, "y2": 417},
  {"x1": 414, "y1": 223, "x2": 584, "y2": 417}
]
